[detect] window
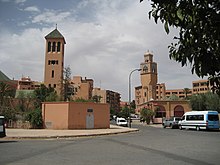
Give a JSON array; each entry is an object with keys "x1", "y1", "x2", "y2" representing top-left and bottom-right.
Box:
[
  {"x1": 52, "y1": 70, "x2": 54, "y2": 78},
  {"x1": 87, "y1": 109, "x2": 93, "y2": 113},
  {"x1": 57, "y1": 42, "x2": 61, "y2": 52},
  {"x1": 48, "y1": 42, "x2": 51, "y2": 52},
  {"x1": 48, "y1": 60, "x2": 58, "y2": 65},
  {"x1": 186, "y1": 115, "x2": 204, "y2": 121},
  {"x1": 49, "y1": 84, "x2": 51, "y2": 87},
  {"x1": 52, "y1": 42, "x2": 56, "y2": 52},
  {"x1": 54, "y1": 84, "x2": 56, "y2": 88},
  {"x1": 208, "y1": 115, "x2": 219, "y2": 121}
]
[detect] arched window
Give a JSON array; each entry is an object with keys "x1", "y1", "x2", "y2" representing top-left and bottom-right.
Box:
[
  {"x1": 48, "y1": 42, "x2": 51, "y2": 52},
  {"x1": 155, "y1": 106, "x2": 166, "y2": 118},
  {"x1": 174, "y1": 105, "x2": 184, "y2": 117},
  {"x1": 57, "y1": 42, "x2": 61, "y2": 52},
  {"x1": 143, "y1": 65, "x2": 148, "y2": 72},
  {"x1": 52, "y1": 42, "x2": 56, "y2": 52}
]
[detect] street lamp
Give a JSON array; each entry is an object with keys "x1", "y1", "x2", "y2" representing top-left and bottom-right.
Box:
[{"x1": 128, "y1": 68, "x2": 141, "y2": 128}]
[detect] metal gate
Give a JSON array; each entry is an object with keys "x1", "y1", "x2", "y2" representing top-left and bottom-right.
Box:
[{"x1": 86, "y1": 113, "x2": 94, "y2": 129}]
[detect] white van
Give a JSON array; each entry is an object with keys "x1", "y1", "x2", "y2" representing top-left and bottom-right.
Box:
[
  {"x1": 179, "y1": 111, "x2": 219, "y2": 131},
  {"x1": 116, "y1": 117, "x2": 128, "y2": 127}
]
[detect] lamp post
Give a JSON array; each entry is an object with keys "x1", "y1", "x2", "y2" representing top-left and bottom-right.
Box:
[{"x1": 128, "y1": 68, "x2": 141, "y2": 128}]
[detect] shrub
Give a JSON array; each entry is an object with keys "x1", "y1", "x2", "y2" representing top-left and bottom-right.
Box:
[{"x1": 25, "y1": 108, "x2": 43, "y2": 129}]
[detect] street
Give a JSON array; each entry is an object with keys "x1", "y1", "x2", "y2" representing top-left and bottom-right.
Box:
[{"x1": 0, "y1": 124, "x2": 220, "y2": 165}]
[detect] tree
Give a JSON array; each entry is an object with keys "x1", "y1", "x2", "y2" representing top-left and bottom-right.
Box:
[
  {"x1": 167, "y1": 94, "x2": 179, "y2": 101},
  {"x1": 0, "y1": 82, "x2": 15, "y2": 106},
  {"x1": 25, "y1": 108, "x2": 43, "y2": 128},
  {"x1": 63, "y1": 66, "x2": 73, "y2": 101},
  {"x1": 140, "y1": 0, "x2": 220, "y2": 95},
  {"x1": 0, "y1": 82, "x2": 16, "y2": 121},
  {"x1": 118, "y1": 106, "x2": 129, "y2": 119},
  {"x1": 189, "y1": 94, "x2": 206, "y2": 111},
  {"x1": 140, "y1": 108, "x2": 155, "y2": 124},
  {"x1": 130, "y1": 100, "x2": 136, "y2": 114},
  {"x1": 92, "y1": 95, "x2": 102, "y2": 103},
  {"x1": 16, "y1": 91, "x2": 35, "y2": 113},
  {"x1": 183, "y1": 88, "x2": 190, "y2": 99},
  {"x1": 34, "y1": 84, "x2": 57, "y2": 108},
  {"x1": 189, "y1": 92, "x2": 220, "y2": 112}
]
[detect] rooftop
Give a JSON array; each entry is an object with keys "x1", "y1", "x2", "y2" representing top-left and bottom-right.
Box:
[
  {"x1": 0, "y1": 70, "x2": 11, "y2": 81},
  {"x1": 45, "y1": 28, "x2": 66, "y2": 43}
]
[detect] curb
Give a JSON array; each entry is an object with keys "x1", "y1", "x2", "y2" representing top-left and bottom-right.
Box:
[{"x1": 2, "y1": 128, "x2": 139, "y2": 140}]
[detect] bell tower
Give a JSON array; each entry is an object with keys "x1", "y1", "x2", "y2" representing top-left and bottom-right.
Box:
[
  {"x1": 44, "y1": 28, "x2": 66, "y2": 96},
  {"x1": 140, "y1": 52, "x2": 158, "y2": 102}
]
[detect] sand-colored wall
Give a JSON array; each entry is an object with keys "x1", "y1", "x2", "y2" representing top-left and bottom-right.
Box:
[
  {"x1": 42, "y1": 103, "x2": 69, "y2": 129},
  {"x1": 42, "y1": 102, "x2": 110, "y2": 129}
]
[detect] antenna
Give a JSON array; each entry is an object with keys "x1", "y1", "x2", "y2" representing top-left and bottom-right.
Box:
[{"x1": 56, "y1": 23, "x2": 57, "y2": 29}]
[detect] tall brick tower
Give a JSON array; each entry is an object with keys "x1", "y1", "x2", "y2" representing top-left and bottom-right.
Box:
[
  {"x1": 44, "y1": 28, "x2": 66, "y2": 96},
  {"x1": 139, "y1": 52, "x2": 158, "y2": 103}
]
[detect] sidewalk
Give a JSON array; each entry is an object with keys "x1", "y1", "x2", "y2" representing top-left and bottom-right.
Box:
[{"x1": 2, "y1": 125, "x2": 138, "y2": 139}]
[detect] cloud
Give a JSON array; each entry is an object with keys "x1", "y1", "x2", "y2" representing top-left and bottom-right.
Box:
[
  {"x1": 0, "y1": 28, "x2": 45, "y2": 81},
  {"x1": 0, "y1": 0, "x2": 26, "y2": 3},
  {"x1": 15, "y1": 0, "x2": 26, "y2": 4},
  {"x1": 24, "y1": 6, "x2": 40, "y2": 12},
  {"x1": 0, "y1": 0, "x2": 201, "y2": 101},
  {"x1": 32, "y1": 9, "x2": 71, "y2": 25}
]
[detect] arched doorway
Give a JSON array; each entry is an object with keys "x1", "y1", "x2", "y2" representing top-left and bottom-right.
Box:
[{"x1": 174, "y1": 105, "x2": 184, "y2": 117}]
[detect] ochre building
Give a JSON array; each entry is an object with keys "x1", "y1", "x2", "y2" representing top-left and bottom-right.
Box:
[
  {"x1": 44, "y1": 28, "x2": 66, "y2": 96},
  {"x1": 135, "y1": 52, "x2": 192, "y2": 123}
]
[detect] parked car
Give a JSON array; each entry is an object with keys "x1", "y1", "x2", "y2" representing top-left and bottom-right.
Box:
[
  {"x1": 116, "y1": 117, "x2": 128, "y2": 127},
  {"x1": 162, "y1": 117, "x2": 181, "y2": 129}
]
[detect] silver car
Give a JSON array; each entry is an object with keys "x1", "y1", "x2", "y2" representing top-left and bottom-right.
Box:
[{"x1": 162, "y1": 117, "x2": 181, "y2": 129}]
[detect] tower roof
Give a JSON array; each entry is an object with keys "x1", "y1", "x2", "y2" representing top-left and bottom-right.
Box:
[{"x1": 45, "y1": 28, "x2": 66, "y2": 43}]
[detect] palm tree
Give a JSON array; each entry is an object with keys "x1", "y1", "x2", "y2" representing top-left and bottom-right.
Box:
[
  {"x1": 183, "y1": 88, "x2": 190, "y2": 99},
  {"x1": 140, "y1": 108, "x2": 155, "y2": 124},
  {"x1": 0, "y1": 82, "x2": 12, "y2": 106}
]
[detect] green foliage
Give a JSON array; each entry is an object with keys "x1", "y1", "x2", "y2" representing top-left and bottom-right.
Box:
[
  {"x1": 34, "y1": 84, "x2": 57, "y2": 108},
  {"x1": 167, "y1": 94, "x2": 179, "y2": 101},
  {"x1": 63, "y1": 66, "x2": 73, "y2": 101},
  {"x1": 183, "y1": 88, "x2": 190, "y2": 99},
  {"x1": 141, "y1": 0, "x2": 220, "y2": 95},
  {"x1": 118, "y1": 106, "x2": 129, "y2": 119},
  {"x1": 140, "y1": 108, "x2": 155, "y2": 124},
  {"x1": 189, "y1": 92, "x2": 220, "y2": 112},
  {"x1": 45, "y1": 92, "x2": 58, "y2": 102},
  {"x1": 92, "y1": 95, "x2": 102, "y2": 103},
  {"x1": 0, "y1": 106, "x2": 16, "y2": 122},
  {"x1": 16, "y1": 91, "x2": 36, "y2": 113},
  {"x1": 0, "y1": 82, "x2": 15, "y2": 106},
  {"x1": 130, "y1": 100, "x2": 136, "y2": 114},
  {"x1": 0, "y1": 82, "x2": 17, "y2": 121},
  {"x1": 25, "y1": 108, "x2": 43, "y2": 128},
  {"x1": 73, "y1": 98, "x2": 94, "y2": 102}
]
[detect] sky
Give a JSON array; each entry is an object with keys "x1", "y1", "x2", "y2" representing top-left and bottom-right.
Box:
[{"x1": 0, "y1": 0, "x2": 201, "y2": 101}]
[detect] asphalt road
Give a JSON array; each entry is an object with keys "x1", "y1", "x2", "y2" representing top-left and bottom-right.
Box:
[{"x1": 0, "y1": 124, "x2": 220, "y2": 165}]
